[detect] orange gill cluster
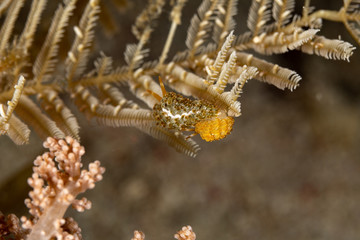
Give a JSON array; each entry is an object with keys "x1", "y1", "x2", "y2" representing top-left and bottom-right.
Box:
[
  {"x1": 151, "y1": 77, "x2": 234, "y2": 142},
  {"x1": 195, "y1": 115, "x2": 234, "y2": 142}
]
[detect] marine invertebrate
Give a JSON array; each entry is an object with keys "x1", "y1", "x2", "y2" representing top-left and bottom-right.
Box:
[
  {"x1": 0, "y1": 136, "x2": 105, "y2": 240},
  {"x1": 174, "y1": 225, "x2": 196, "y2": 240},
  {"x1": 0, "y1": 0, "x2": 359, "y2": 239},
  {"x1": 0, "y1": 0, "x2": 358, "y2": 157},
  {"x1": 151, "y1": 77, "x2": 235, "y2": 142}
]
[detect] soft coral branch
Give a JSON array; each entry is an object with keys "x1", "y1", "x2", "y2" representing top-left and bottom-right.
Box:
[
  {"x1": 19, "y1": 136, "x2": 105, "y2": 240},
  {"x1": 131, "y1": 225, "x2": 196, "y2": 240}
]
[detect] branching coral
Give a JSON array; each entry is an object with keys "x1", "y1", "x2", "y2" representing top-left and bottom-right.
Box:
[
  {"x1": 130, "y1": 225, "x2": 196, "y2": 240},
  {"x1": 174, "y1": 225, "x2": 196, "y2": 240},
  {"x1": 0, "y1": 136, "x2": 105, "y2": 240},
  {"x1": 0, "y1": 1, "x2": 359, "y2": 238}
]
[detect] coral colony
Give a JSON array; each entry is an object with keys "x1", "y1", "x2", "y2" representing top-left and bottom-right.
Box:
[{"x1": 0, "y1": 0, "x2": 359, "y2": 239}]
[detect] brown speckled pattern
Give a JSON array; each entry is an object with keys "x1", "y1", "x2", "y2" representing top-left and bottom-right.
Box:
[{"x1": 152, "y1": 92, "x2": 218, "y2": 130}]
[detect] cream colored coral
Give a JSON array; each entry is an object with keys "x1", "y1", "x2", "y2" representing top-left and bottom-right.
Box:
[
  {"x1": 21, "y1": 136, "x2": 105, "y2": 240},
  {"x1": 174, "y1": 225, "x2": 196, "y2": 240}
]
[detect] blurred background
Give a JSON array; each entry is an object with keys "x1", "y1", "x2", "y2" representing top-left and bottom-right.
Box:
[{"x1": 1, "y1": 0, "x2": 360, "y2": 239}]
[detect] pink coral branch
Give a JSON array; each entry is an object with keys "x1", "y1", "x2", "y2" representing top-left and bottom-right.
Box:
[
  {"x1": 130, "y1": 225, "x2": 196, "y2": 240},
  {"x1": 20, "y1": 136, "x2": 105, "y2": 240},
  {"x1": 174, "y1": 226, "x2": 196, "y2": 240}
]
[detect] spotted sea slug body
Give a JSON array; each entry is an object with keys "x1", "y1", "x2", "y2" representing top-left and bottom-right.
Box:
[
  {"x1": 153, "y1": 92, "x2": 218, "y2": 130},
  {"x1": 152, "y1": 91, "x2": 234, "y2": 141}
]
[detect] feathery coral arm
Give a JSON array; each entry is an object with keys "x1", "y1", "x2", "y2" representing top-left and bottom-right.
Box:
[
  {"x1": 158, "y1": 0, "x2": 188, "y2": 66},
  {"x1": 0, "y1": 75, "x2": 26, "y2": 134},
  {"x1": 128, "y1": 75, "x2": 163, "y2": 108},
  {"x1": 185, "y1": 0, "x2": 218, "y2": 59},
  {"x1": 213, "y1": 0, "x2": 238, "y2": 48},
  {"x1": 72, "y1": 85, "x2": 155, "y2": 127},
  {"x1": 37, "y1": 90, "x2": 80, "y2": 140},
  {"x1": 0, "y1": 0, "x2": 12, "y2": 15},
  {"x1": 127, "y1": 0, "x2": 165, "y2": 72},
  {"x1": 100, "y1": 83, "x2": 139, "y2": 109},
  {"x1": 5, "y1": 113, "x2": 31, "y2": 144},
  {"x1": 248, "y1": 28, "x2": 320, "y2": 55},
  {"x1": 283, "y1": 1, "x2": 360, "y2": 45},
  {"x1": 33, "y1": 0, "x2": 77, "y2": 86},
  {"x1": 76, "y1": 66, "x2": 129, "y2": 87},
  {"x1": 66, "y1": 0, "x2": 100, "y2": 84},
  {"x1": 137, "y1": 125, "x2": 200, "y2": 157},
  {"x1": 15, "y1": 96, "x2": 65, "y2": 139},
  {"x1": 0, "y1": 0, "x2": 24, "y2": 54},
  {"x1": 299, "y1": 36, "x2": 356, "y2": 61},
  {"x1": 272, "y1": 0, "x2": 295, "y2": 30},
  {"x1": 206, "y1": 31, "x2": 235, "y2": 85},
  {"x1": 18, "y1": 0, "x2": 47, "y2": 52},
  {"x1": 236, "y1": 52, "x2": 300, "y2": 91},
  {"x1": 247, "y1": 0, "x2": 272, "y2": 37}
]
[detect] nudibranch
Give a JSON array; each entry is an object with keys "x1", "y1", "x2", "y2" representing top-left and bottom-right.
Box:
[{"x1": 150, "y1": 77, "x2": 234, "y2": 142}]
